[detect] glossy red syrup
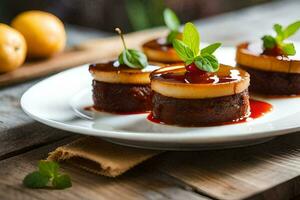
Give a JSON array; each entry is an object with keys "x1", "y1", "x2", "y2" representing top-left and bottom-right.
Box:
[
  {"x1": 237, "y1": 99, "x2": 273, "y2": 122},
  {"x1": 147, "y1": 99, "x2": 273, "y2": 126},
  {"x1": 84, "y1": 106, "x2": 149, "y2": 115},
  {"x1": 157, "y1": 71, "x2": 239, "y2": 84},
  {"x1": 152, "y1": 63, "x2": 242, "y2": 84},
  {"x1": 262, "y1": 45, "x2": 285, "y2": 57}
]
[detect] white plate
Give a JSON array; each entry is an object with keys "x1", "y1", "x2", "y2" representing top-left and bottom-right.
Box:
[{"x1": 21, "y1": 47, "x2": 300, "y2": 150}]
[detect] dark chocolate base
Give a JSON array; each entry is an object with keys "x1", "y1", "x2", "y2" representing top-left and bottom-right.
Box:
[
  {"x1": 152, "y1": 90, "x2": 250, "y2": 126},
  {"x1": 92, "y1": 80, "x2": 151, "y2": 113},
  {"x1": 239, "y1": 65, "x2": 300, "y2": 95}
]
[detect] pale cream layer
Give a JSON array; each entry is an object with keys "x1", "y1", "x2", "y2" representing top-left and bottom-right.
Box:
[
  {"x1": 89, "y1": 61, "x2": 160, "y2": 84},
  {"x1": 236, "y1": 42, "x2": 300, "y2": 74},
  {"x1": 150, "y1": 65, "x2": 250, "y2": 99}
]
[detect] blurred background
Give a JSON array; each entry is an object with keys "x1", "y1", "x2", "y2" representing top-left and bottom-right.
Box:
[{"x1": 0, "y1": 0, "x2": 278, "y2": 33}]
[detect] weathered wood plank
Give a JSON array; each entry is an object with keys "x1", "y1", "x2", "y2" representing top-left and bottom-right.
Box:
[
  {"x1": 159, "y1": 133, "x2": 300, "y2": 200},
  {"x1": 0, "y1": 137, "x2": 210, "y2": 200},
  {"x1": 0, "y1": 49, "x2": 113, "y2": 87},
  {"x1": 0, "y1": 82, "x2": 74, "y2": 159}
]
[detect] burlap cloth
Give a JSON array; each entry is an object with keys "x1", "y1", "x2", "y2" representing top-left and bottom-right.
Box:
[{"x1": 48, "y1": 137, "x2": 162, "y2": 177}]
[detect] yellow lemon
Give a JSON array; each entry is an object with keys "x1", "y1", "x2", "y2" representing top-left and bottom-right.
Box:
[
  {"x1": 12, "y1": 10, "x2": 66, "y2": 58},
  {"x1": 0, "y1": 23, "x2": 27, "y2": 73}
]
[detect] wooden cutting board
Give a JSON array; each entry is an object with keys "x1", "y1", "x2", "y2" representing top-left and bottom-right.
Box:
[{"x1": 0, "y1": 27, "x2": 167, "y2": 87}]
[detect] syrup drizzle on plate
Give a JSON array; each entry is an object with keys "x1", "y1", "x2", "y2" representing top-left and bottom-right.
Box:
[{"x1": 147, "y1": 99, "x2": 273, "y2": 126}]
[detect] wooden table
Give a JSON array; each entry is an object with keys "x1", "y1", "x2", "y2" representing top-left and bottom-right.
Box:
[{"x1": 1, "y1": 1, "x2": 300, "y2": 199}]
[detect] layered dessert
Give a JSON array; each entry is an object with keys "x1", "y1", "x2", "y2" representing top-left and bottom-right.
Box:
[
  {"x1": 142, "y1": 8, "x2": 182, "y2": 63},
  {"x1": 149, "y1": 22, "x2": 250, "y2": 126},
  {"x1": 150, "y1": 65, "x2": 250, "y2": 126},
  {"x1": 89, "y1": 28, "x2": 159, "y2": 113},
  {"x1": 236, "y1": 21, "x2": 300, "y2": 95}
]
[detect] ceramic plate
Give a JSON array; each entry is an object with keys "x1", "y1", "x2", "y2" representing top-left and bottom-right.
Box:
[{"x1": 21, "y1": 47, "x2": 300, "y2": 150}]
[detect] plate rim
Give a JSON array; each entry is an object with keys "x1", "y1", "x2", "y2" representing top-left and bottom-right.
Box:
[{"x1": 21, "y1": 65, "x2": 300, "y2": 145}]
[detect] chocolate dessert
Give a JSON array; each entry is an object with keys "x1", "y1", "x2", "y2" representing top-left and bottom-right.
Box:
[
  {"x1": 150, "y1": 65, "x2": 250, "y2": 126},
  {"x1": 142, "y1": 38, "x2": 180, "y2": 63},
  {"x1": 149, "y1": 22, "x2": 250, "y2": 126},
  {"x1": 236, "y1": 21, "x2": 300, "y2": 95},
  {"x1": 142, "y1": 8, "x2": 182, "y2": 63},
  {"x1": 89, "y1": 28, "x2": 159, "y2": 113}
]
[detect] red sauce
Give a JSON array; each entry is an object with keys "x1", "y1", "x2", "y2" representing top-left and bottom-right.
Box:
[
  {"x1": 84, "y1": 106, "x2": 149, "y2": 115},
  {"x1": 247, "y1": 42, "x2": 290, "y2": 59},
  {"x1": 147, "y1": 99, "x2": 273, "y2": 126},
  {"x1": 262, "y1": 46, "x2": 285, "y2": 57},
  {"x1": 237, "y1": 99, "x2": 273, "y2": 122}
]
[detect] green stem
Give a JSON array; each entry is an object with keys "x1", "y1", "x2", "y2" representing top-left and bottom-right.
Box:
[{"x1": 115, "y1": 28, "x2": 127, "y2": 50}]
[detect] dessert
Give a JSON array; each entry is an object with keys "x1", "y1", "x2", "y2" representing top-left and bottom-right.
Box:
[
  {"x1": 89, "y1": 28, "x2": 159, "y2": 113},
  {"x1": 149, "y1": 23, "x2": 250, "y2": 126},
  {"x1": 236, "y1": 21, "x2": 300, "y2": 95},
  {"x1": 142, "y1": 8, "x2": 182, "y2": 63}
]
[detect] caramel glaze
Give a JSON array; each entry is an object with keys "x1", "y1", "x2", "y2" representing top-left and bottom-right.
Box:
[
  {"x1": 154, "y1": 71, "x2": 240, "y2": 84},
  {"x1": 142, "y1": 38, "x2": 173, "y2": 52},
  {"x1": 89, "y1": 61, "x2": 129, "y2": 72},
  {"x1": 151, "y1": 65, "x2": 242, "y2": 85}
]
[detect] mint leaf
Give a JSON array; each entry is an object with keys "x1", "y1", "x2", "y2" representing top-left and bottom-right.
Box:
[
  {"x1": 39, "y1": 160, "x2": 59, "y2": 178},
  {"x1": 274, "y1": 24, "x2": 284, "y2": 41},
  {"x1": 282, "y1": 43, "x2": 296, "y2": 56},
  {"x1": 172, "y1": 22, "x2": 221, "y2": 73},
  {"x1": 201, "y1": 43, "x2": 221, "y2": 55},
  {"x1": 115, "y1": 28, "x2": 148, "y2": 69},
  {"x1": 167, "y1": 30, "x2": 180, "y2": 44},
  {"x1": 121, "y1": 49, "x2": 148, "y2": 69},
  {"x1": 130, "y1": 50, "x2": 148, "y2": 67},
  {"x1": 52, "y1": 174, "x2": 72, "y2": 189},
  {"x1": 284, "y1": 21, "x2": 300, "y2": 39},
  {"x1": 262, "y1": 21, "x2": 300, "y2": 55},
  {"x1": 262, "y1": 35, "x2": 277, "y2": 49},
  {"x1": 173, "y1": 39, "x2": 194, "y2": 62},
  {"x1": 23, "y1": 161, "x2": 72, "y2": 190},
  {"x1": 203, "y1": 54, "x2": 219, "y2": 70},
  {"x1": 183, "y1": 22, "x2": 200, "y2": 56},
  {"x1": 195, "y1": 56, "x2": 213, "y2": 72},
  {"x1": 23, "y1": 171, "x2": 50, "y2": 188},
  {"x1": 194, "y1": 54, "x2": 219, "y2": 72},
  {"x1": 163, "y1": 8, "x2": 180, "y2": 31}
]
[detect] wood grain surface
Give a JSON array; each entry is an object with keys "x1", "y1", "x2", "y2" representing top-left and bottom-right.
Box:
[
  {"x1": 0, "y1": 50, "x2": 101, "y2": 87},
  {"x1": 1, "y1": 0, "x2": 300, "y2": 199},
  {"x1": 160, "y1": 133, "x2": 300, "y2": 200},
  {"x1": 0, "y1": 137, "x2": 209, "y2": 200}
]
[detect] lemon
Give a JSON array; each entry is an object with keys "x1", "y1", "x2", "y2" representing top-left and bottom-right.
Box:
[
  {"x1": 12, "y1": 10, "x2": 66, "y2": 58},
  {"x1": 0, "y1": 23, "x2": 27, "y2": 73}
]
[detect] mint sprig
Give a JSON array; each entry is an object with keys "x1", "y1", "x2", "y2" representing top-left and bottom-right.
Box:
[
  {"x1": 163, "y1": 8, "x2": 181, "y2": 44},
  {"x1": 23, "y1": 161, "x2": 72, "y2": 189},
  {"x1": 173, "y1": 22, "x2": 222, "y2": 72},
  {"x1": 115, "y1": 28, "x2": 148, "y2": 69},
  {"x1": 262, "y1": 21, "x2": 300, "y2": 56}
]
